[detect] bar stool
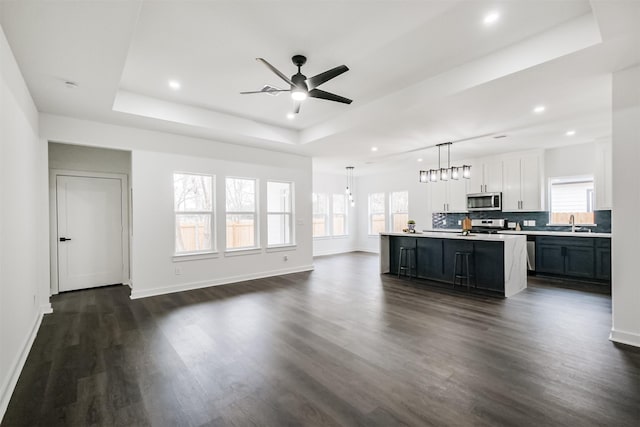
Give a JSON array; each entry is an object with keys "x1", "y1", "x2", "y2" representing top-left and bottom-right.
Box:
[
  {"x1": 453, "y1": 251, "x2": 475, "y2": 290},
  {"x1": 398, "y1": 247, "x2": 417, "y2": 279}
]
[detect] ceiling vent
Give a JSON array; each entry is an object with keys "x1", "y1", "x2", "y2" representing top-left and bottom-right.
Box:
[{"x1": 493, "y1": 135, "x2": 507, "y2": 139}]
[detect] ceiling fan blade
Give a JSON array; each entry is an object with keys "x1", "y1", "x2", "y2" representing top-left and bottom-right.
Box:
[
  {"x1": 293, "y1": 100, "x2": 301, "y2": 114},
  {"x1": 240, "y1": 89, "x2": 290, "y2": 95},
  {"x1": 308, "y1": 88, "x2": 352, "y2": 104},
  {"x1": 256, "y1": 58, "x2": 294, "y2": 86},
  {"x1": 306, "y1": 65, "x2": 349, "y2": 90}
]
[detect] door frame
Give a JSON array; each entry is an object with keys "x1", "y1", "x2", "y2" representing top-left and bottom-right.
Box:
[{"x1": 49, "y1": 169, "x2": 130, "y2": 295}]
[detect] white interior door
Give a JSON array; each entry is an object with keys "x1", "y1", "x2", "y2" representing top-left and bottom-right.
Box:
[{"x1": 57, "y1": 175, "x2": 124, "y2": 292}]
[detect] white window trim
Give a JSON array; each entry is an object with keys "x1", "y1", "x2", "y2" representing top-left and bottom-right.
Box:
[{"x1": 174, "y1": 172, "x2": 215, "y2": 256}]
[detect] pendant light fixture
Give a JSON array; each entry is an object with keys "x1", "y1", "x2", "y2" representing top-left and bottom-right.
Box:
[
  {"x1": 419, "y1": 142, "x2": 471, "y2": 183},
  {"x1": 345, "y1": 166, "x2": 355, "y2": 206}
]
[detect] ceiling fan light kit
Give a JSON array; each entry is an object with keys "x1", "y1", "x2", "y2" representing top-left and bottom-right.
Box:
[
  {"x1": 419, "y1": 142, "x2": 471, "y2": 184},
  {"x1": 241, "y1": 55, "x2": 352, "y2": 115}
]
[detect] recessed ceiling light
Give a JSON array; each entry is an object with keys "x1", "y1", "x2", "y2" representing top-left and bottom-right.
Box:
[
  {"x1": 566, "y1": 130, "x2": 576, "y2": 136},
  {"x1": 168, "y1": 80, "x2": 181, "y2": 90},
  {"x1": 417, "y1": 158, "x2": 423, "y2": 162},
  {"x1": 483, "y1": 11, "x2": 500, "y2": 25},
  {"x1": 533, "y1": 105, "x2": 546, "y2": 114},
  {"x1": 286, "y1": 112, "x2": 295, "y2": 119},
  {"x1": 371, "y1": 147, "x2": 378, "y2": 152}
]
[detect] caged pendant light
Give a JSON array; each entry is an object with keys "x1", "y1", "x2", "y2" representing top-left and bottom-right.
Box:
[{"x1": 419, "y1": 142, "x2": 471, "y2": 183}]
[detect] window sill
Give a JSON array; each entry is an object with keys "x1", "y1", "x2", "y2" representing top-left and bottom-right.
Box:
[
  {"x1": 266, "y1": 245, "x2": 297, "y2": 253},
  {"x1": 313, "y1": 236, "x2": 331, "y2": 240},
  {"x1": 331, "y1": 235, "x2": 348, "y2": 239},
  {"x1": 224, "y1": 248, "x2": 262, "y2": 257},
  {"x1": 173, "y1": 251, "x2": 219, "y2": 262}
]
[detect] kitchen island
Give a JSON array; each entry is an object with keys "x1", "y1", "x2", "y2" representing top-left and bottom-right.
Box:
[{"x1": 380, "y1": 232, "x2": 527, "y2": 297}]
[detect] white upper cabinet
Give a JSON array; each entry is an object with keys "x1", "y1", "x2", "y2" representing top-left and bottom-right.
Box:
[
  {"x1": 430, "y1": 179, "x2": 467, "y2": 212},
  {"x1": 502, "y1": 153, "x2": 543, "y2": 211},
  {"x1": 468, "y1": 158, "x2": 503, "y2": 194}
]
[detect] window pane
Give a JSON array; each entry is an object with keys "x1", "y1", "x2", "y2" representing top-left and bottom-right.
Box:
[
  {"x1": 268, "y1": 213, "x2": 291, "y2": 245},
  {"x1": 226, "y1": 178, "x2": 255, "y2": 212},
  {"x1": 267, "y1": 182, "x2": 291, "y2": 212},
  {"x1": 226, "y1": 214, "x2": 255, "y2": 249},
  {"x1": 176, "y1": 214, "x2": 212, "y2": 252},
  {"x1": 333, "y1": 194, "x2": 346, "y2": 214},
  {"x1": 313, "y1": 193, "x2": 328, "y2": 214},
  {"x1": 313, "y1": 214, "x2": 327, "y2": 237},
  {"x1": 390, "y1": 191, "x2": 408, "y2": 213},
  {"x1": 392, "y1": 213, "x2": 409, "y2": 232},
  {"x1": 333, "y1": 214, "x2": 345, "y2": 235},
  {"x1": 371, "y1": 213, "x2": 386, "y2": 234},
  {"x1": 174, "y1": 173, "x2": 212, "y2": 211},
  {"x1": 369, "y1": 193, "x2": 385, "y2": 214},
  {"x1": 550, "y1": 178, "x2": 594, "y2": 225}
]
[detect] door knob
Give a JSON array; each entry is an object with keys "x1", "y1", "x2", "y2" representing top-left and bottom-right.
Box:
[{"x1": 59, "y1": 237, "x2": 72, "y2": 242}]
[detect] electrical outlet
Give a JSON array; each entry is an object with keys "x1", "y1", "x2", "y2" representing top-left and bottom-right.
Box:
[
  {"x1": 508, "y1": 222, "x2": 517, "y2": 229},
  {"x1": 174, "y1": 266, "x2": 183, "y2": 275},
  {"x1": 443, "y1": 219, "x2": 447, "y2": 226},
  {"x1": 529, "y1": 220, "x2": 536, "y2": 226},
  {"x1": 457, "y1": 220, "x2": 462, "y2": 225}
]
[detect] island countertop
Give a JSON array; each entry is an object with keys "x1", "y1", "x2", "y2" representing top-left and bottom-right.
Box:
[{"x1": 380, "y1": 231, "x2": 526, "y2": 242}]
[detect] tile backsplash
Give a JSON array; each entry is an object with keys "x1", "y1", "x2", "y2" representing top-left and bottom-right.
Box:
[{"x1": 432, "y1": 210, "x2": 611, "y2": 233}]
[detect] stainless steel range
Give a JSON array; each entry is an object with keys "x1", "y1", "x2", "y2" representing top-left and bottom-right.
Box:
[{"x1": 471, "y1": 219, "x2": 507, "y2": 234}]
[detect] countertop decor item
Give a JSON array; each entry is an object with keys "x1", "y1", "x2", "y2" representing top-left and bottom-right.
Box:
[{"x1": 407, "y1": 220, "x2": 416, "y2": 233}]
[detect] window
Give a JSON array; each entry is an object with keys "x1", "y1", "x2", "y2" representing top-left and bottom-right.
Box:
[
  {"x1": 390, "y1": 191, "x2": 409, "y2": 232},
  {"x1": 369, "y1": 192, "x2": 386, "y2": 234},
  {"x1": 174, "y1": 173, "x2": 213, "y2": 254},
  {"x1": 332, "y1": 194, "x2": 347, "y2": 236},
  {"x1": 267, "y1": 181, "x2": 293, "y2": 246},
  {"x1": 549, "y1": 176, "x2": 595, "y2": 225},
  {"x1": 312, "y1": 193, "x2": 329, "y2": 237},
  {"x1": 226, "y1": 177, "x2": 257, "y2": 249}
]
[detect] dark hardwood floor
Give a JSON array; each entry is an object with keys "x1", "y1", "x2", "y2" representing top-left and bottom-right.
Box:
[{"x1": 3, "y1": 252, "x2": 639, "y2": 426}]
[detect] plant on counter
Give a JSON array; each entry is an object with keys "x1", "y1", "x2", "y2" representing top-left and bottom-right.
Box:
[{"x1": 407, "y1": 219, "x2": 416, "y2": 233}]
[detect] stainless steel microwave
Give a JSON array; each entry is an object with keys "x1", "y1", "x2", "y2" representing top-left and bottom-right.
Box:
[{"x1": 466, "y1": 192, "x2": 502, "y2": 211}]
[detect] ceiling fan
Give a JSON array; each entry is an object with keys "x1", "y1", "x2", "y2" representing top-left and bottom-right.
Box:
[{"x1": 240, "y1": 55, "x2": 352, "y2": 114}]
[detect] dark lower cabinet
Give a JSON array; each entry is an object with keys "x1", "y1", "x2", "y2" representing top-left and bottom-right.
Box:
[
  {"x1": 536, "y1": 243, "x2": 565, "y2": 274},
  {"x1": 388, "y1": 235, "x2": 506, "y2": 294},
  {"x1": 535, "y1": 236, "x2": 610, "y2": 282},
  {"x1": 595, "y1": 239, "x2": 611, "y2": 280}
]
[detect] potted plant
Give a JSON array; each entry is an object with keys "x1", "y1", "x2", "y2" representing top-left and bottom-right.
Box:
[{"x1": 407, "y1": 220, "x2": 416, "y2": 233}]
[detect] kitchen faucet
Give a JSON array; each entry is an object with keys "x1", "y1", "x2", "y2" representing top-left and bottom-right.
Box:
[{"x1": 569, "y1": 214, "x2": 575, "y2": 232}]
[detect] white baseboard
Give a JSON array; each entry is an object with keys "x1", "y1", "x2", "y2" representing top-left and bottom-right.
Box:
[
  {"x1": 40, "y1": 303, "x2": 52, "y2": 314},
  {"x1": 353, "y1": 247, "x2": 380, "y2": 254},
  {"x1": 609, "y1": 328, "x2": 640, "y2": 348},
  {"x1": 130, "y1": 264, "x2": 315, "y2": 299},
  {"x1": 0, "y1": 309, "x2": 45, "y2": 422}
]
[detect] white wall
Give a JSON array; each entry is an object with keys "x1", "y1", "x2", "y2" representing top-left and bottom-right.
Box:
[
  {"x1": 611, "y1": 64, "x2": 640, "y2": 347},
  {"x1": 312, "y1": 172, "x2": 357, "y2": 256},
  {"x1": 49, "y1": 142, "x2": 131, "y2": 175},
  {"x1": 39, "y1": 114, "x2": 313, "y2": 299},
  {"x1": 0, "y1": 25, "x2": 50, "y2": 419},
  {"x1": 354, "y1": 168, "x2": 430, "y2": 253},
  {"x1": 544, "y1": 141, "x2": 612, "y2": 209}
]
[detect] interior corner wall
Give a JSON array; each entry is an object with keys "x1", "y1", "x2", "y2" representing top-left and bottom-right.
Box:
[
  {"x1": 611, "y1": 64, "x2": 640, "y2": 347},
  {"x1": 39, "y1": 114, "x2": 314, "y2": 299},
  {"x1": 354, "y1": 168, "x2": 430, "y2": 253},
  {"x1": 0, "y1": 24, "x2": 49, "y2": 420},
  {"x1": 312, "y1": 171, "x2": 358, "y2": 256}
]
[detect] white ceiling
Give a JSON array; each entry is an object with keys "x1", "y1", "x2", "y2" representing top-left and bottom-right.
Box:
[{"x1": 1, "y1": 0, "x2": 639, "y2": 175}]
